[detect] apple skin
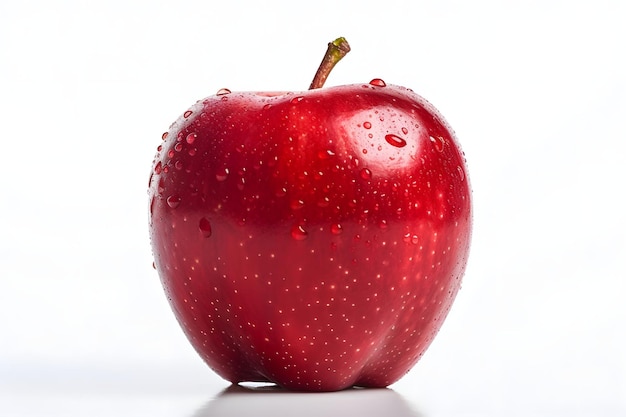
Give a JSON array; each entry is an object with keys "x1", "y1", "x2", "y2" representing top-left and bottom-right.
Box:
[{"x1": 148, "y1": 81, "x2": 472, "y2": 391}]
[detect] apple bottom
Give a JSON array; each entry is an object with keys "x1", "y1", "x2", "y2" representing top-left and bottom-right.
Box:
[{"x1": 158, "y1": 219, "x2": 465, "y2": 391}]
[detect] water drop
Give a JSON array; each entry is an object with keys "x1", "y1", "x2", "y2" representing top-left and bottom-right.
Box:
[
  {"x1": 161, "y1": 132, "x2": 169, "y2": 140},
  {"x1": 363, "y1": 121, "x2": 372, "y2": 129},
  {"x1": 290, "y1": 199, "x2": 305, "y2": 210},
  {"x1": 401, "y1": 127, "x2": 409, "y2": 135},
  {"x1": 216, "y1": 88, "x2": 231, "y2": 96},
  {"x1": 275, "y1": 187, "x2": 287, "y2": 197},
  {"x1": 167, "y1": 149, "x2": 175, "y2": 158},
  {"x1": 154, "y1": 161, "x2": 162, "y2": 174},
  {"x1": 360, "y1": 168, "x2": 372, "y2": 180},
  {"x1": 167, "y1": 195, "x2": 181, "y2": 208},
  {"x1": 291, "y1": 225, "x2": 308, "y2": 241},
  {"x1": 318, "y1": 149, "x2": 335, "y2": 159},
  {"x1": 216, "y1": 168, "x2": 229, "y2": 181},
  {"x1": 174, "y1": 142, "x2": 183, "y2": 152},
  {"x1": 157, "y1": 144, "x2": 163, "y2": 152},
  {"x1": 369, "y1": 78, "x2": 387, "y2": 87},
  {"x1": 331, "y1": 223, "x2": 343, "y2": 235},
  {"x1": 429, "y1": 135, "x2": 445, "y2": 152},
  {"x1": 379, "y1": 219, "x2": 388, "y2": 229},
  {"x1": 199, "y1": 217, "x2": 212, "y2": 238},
  {"x1": 174, "y1": 160, "x2": 183, "y2": 170},
  {"x1": 183, "y1": 110, "x2": 193, "y2": 118},
  {"x1": 317, "y1": 196, "x2": 330, "y2": 207},
  {"x1": 385, "y1": 134, "x2": 407, "y2": 148},
  {"x1": 291, "y1": 96, "x2": 304, "y2": 104},
  {"x1": 263, "y1": 103, "x2": 272, "y2": 110},
  {"x1": 186, "y1": 133, "x2": 197, "y2": 144},
  {"x1": 457, "y1": 165, "x2": 465, "y2": 181},
  {"x1": 403, "y1": 233, "x2": 419, "y2": 244}
]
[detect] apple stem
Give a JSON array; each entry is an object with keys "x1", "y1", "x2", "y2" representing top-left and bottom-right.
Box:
[{"x1": 309, "y1": 37, "x2": 351, "y2": 90}]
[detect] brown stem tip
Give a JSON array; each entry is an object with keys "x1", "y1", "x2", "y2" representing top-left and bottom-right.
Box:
[{"x1": 309, "y1": 37, "x2": 351, "y2": 90}]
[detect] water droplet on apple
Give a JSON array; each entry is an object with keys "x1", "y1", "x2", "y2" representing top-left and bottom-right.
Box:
[
  {"x1": 161, "y1": 132, "x2": 169, "y2": 140},
  {"x1": 186, "y1": 133, "x2": 197, "y2": 144},
  {"x1": 216, "y1": 88, "x2": 231, "y2": 96},
  {"x1": 290, "y1": 199, "x2": 305, "y2": 210},
  {"x1": 275, "y1": 187, "x2": 287, "y2": 197},
  {"x1": 183, "y1": 110, "x2": 193, "y2": 118},
  {"x1": 401, "y1": 127, "x2": 409, "y2": 135},
  {"x1": 174, "y1": 160, "x2": 183, "y2": 170},
  {"x1": 379, "y1": 219, "x2": 388, "y2": 229},
  {"x1": 318, "y1": 149, "x2": 336, "y2": 159},
  {"x1": 331, "y1": 223, "x2": 343, "y2": 235},
  {"x1": 167, "y1": 195, "x2": 181, "y2": 208},
  {"x1": 199, "y1": 217, "x2": 212, "y2": 238},
  {"x1": 174, "y1": 142, "x2": 183, "y2": 152},
  {"x1": 291, "y1": 96, "x2": 304, "y2": 104},
  {"x1": 154, "y1": 161, "x2": 162, "y2": 174},
  {"x1": 363, "y1": 121, "x2": 372, "y2": 129},
  {"x1": 216, "y1": 168, "x2": 229, "y2": 181},
  {"x1": 369, "y1": 78, "x2": 386, "y2": 87},
  {"x1": 457, "y1": 165, "x2": 465, "y2": 181},
  {"x1": 291, "y1": 225, "x2": 308, "y2": 240},
  {"x1": 403, "y1": 233, "x2": 419, "y2": 244},
  {"x1": 360, "y1": 168, "x2": 372, "y2": 180},
  {"x1": 263, "y1": 103, "x2": 272, "y2": 110},
  {"x1": 317, "y1": 196, "x2": 330, "y2": 207},
  {"x1": 188, "y1": 148, "x2": 197, "y2": 156},
  {"x1": 429, "y1": 135, "x2": 445, "y2": 152},
  {"x1": 167, "y1": 149, "x2": 175, "y2": 158},
  {"x1": 385, "y1": 134, "x2": 407, "y2": 148}
]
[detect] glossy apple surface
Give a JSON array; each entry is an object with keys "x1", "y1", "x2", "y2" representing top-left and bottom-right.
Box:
[{"x1": 148, "y1": 80, "x2": 472, "y2": 391}]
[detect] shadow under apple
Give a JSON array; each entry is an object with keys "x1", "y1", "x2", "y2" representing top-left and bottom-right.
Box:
[{"x1": 190, "y1": 383, "x2": 424, "y2": 417}]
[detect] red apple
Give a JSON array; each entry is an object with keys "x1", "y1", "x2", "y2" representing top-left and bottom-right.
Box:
[{"x1": 148, "y1": 38, "x2": 471, "y2": 391}]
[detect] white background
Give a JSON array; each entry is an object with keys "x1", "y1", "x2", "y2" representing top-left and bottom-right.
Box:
[{"x1": 1, "y1": 0, "x2": 624, "y2": 416}]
